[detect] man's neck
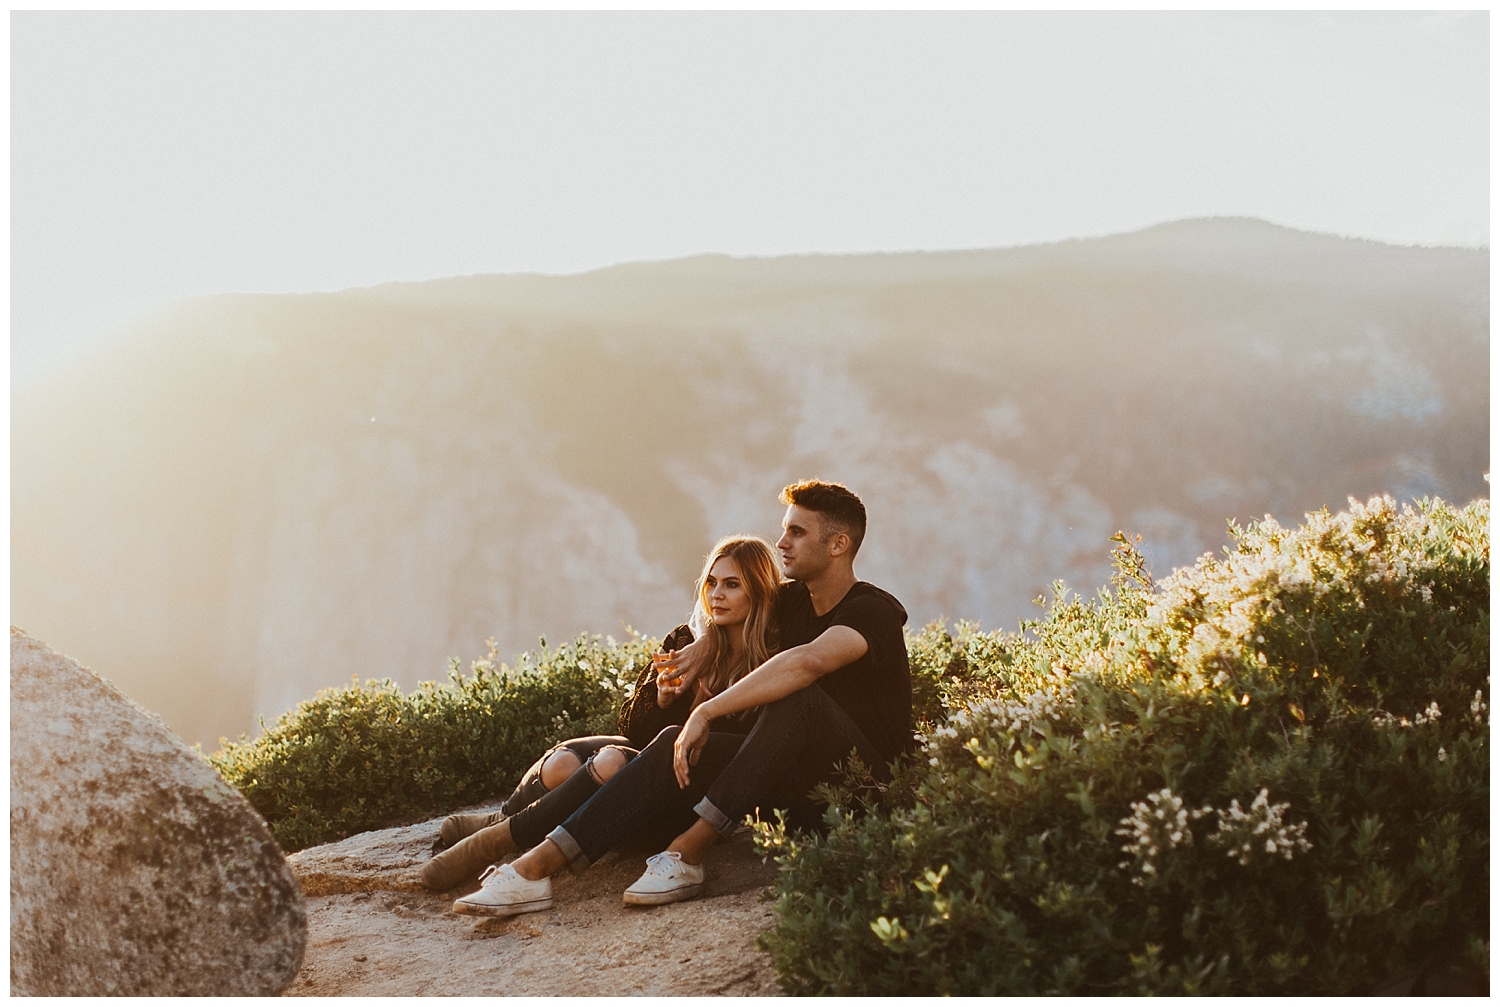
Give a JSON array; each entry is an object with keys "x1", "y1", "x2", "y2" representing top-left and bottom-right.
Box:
[{"x1": 802, "y1": 565, "x2": 858, "y2": 617}]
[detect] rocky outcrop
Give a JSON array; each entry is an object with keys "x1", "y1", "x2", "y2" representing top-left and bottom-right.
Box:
[
  {"x1": 287, "y1": 810, "x2": 782, "y2": 995},
  {"x1": 287, "y1": 814, "x2": 448, "y2": 896},
  {"x1": 9, "y1": 628, "x2": 307, "y2": 996}
]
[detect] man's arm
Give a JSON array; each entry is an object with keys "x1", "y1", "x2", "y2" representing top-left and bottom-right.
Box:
[
  {"x1": 672, "y1": 626, "x2": 868, "y2": 787},
  {"x1": 699, "y1": 626, "x2": 867, "y2": 720}
]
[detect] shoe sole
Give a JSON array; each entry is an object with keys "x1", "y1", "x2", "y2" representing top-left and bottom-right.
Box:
[
  {"x1": 622, "y1": 882, "x2": 704, "y2": 906},
  {"x1": 451, "y1": 896, "x2": 553, "y2": 917}
]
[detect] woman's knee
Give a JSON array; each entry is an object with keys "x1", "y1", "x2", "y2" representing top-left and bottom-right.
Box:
[
  {"x1": 540, "y1": 748, "x2": 584, "y2": 790},
  {"x1": 587, "y1": 745, "x2": 634, "y2": 784}
]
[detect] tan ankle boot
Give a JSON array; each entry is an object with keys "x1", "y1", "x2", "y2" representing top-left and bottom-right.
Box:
[
  {"x1": 440, "y1": 810, "x2": 507, "y2": 848},
  {"x1": 421, "y1": 819, "x2": 519, "y2": 891}
]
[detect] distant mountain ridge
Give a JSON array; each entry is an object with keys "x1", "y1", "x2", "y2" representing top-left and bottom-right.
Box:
[{"x1": 13, "y1": 218, "x2": 1487, "y2": 747}]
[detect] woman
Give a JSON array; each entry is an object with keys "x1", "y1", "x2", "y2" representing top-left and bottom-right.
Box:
[{"x1": 421, "y1": 535, "x2": 781, "y2": 892}]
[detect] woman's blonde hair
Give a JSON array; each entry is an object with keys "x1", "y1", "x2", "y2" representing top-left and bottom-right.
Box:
[{"x1": 690, "y1": 535, "x2": 782, "y2": 695}]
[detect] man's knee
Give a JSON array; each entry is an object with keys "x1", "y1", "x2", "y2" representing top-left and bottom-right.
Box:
[
  {"x1": 629, "y1": 726, "x2": 680, "y2": 773},
  {"x1": 759, "y1": 685, "x2": 821, "y2": 722}
]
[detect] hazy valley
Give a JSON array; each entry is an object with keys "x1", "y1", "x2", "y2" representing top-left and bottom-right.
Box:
[{"x1": 12, "y1": 218, "x2": 1488, "y2": 748}]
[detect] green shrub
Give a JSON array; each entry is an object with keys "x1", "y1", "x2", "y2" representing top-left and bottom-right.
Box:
[
  {"x1": 906, "y1": 617, "x2": 1018, "y2": 726},
  {"x1": 754, "y1": 496, "x2": 1489, "y2": 995},
  {"x1": 210, "y1": 633, "x2": 651, "y2": 852},
  {"x1": 214, "y1": 617, "x2": 979, "y2": 855}
]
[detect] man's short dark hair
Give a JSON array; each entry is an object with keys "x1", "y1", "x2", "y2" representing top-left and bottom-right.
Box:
[{"x1": 780, "y1": 480, "x2": 867, "y2": 557}]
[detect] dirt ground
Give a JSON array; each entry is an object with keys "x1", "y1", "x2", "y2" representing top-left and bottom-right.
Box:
[{"x1": 284, "y1": 810, "x2": 783, "y2": 996}]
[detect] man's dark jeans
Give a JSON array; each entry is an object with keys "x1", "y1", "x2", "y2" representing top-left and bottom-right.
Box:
[{"x1": 546, "y1": 684, "x2": 887, "y2": 868}]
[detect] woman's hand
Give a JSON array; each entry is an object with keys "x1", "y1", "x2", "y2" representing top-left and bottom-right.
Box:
[
  {"x1": 653, "y1": 634, "x2": 710, "y2": 704},
  {"x1": 673, "y1": 706, "x2": 712, "y2": 788},
  {"x1": 654, "y1": 651, "x2": 688, "y2": 707}
]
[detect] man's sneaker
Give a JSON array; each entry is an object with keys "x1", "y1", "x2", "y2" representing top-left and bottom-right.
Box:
[
  {"x1": 451, "y1": 863, "x2": 553, "y2": 917},
  {"x1": 622, "y1": 851, "x2": 706, "y2": 906}
]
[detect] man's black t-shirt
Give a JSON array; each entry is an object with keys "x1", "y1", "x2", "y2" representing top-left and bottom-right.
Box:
[{"x1": 774, "y1": 580, "x2": 912, "y2": 764}]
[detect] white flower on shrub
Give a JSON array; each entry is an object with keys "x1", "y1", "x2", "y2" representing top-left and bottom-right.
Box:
[
  {"x1": 1114, "y1": 788, "x2": 1209, "y2": 886},
  {"x1": 1078, "y1": 651, "x2": 1107, "y2": 678},
  {"x1": 913, "y1": 723, "x2": 959, "y2": 758},
  {"x1": 1207, "y1": 789, "x2": 1312, "y2": 866},
  {"x1": 951, "y1": 683, "x2": 1074, "y2": 739},
  {"x1": 1373, "y1": 701, "x2": 1442, "y2": 730},
  {"x1": 1150, "y1": 495, "x2": 1453, "y2": 685},
  {"x1": 1470, "y1": 690, "x2": 1487, "y2": 726}
]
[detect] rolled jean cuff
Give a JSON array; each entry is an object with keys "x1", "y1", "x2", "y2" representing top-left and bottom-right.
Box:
[
  {"x1": 693, "y1": 796, "x2": 736, "y2": 837},
  {"x1": 545, "y1": 826, "x2": 590, "y2": 871}
]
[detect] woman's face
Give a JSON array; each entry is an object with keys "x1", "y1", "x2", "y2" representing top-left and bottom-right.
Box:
[{"x1": 704, "y1": 555, "x2": 753, "y2": 628}]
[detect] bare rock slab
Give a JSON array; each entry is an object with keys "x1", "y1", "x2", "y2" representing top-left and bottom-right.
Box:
[
  {"x1": 288, "y1": 814, "x2": 782, "y2": 995},
  {"x1": 286, "y1": 813, "x2": 458, "y2": 895},
  {"x1": 10, "y1": 628, "x2": 307, "y2": 995}
]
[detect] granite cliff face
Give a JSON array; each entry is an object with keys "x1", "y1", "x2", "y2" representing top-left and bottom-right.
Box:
[
  {"x1": 9, "y1": 628, "x2": 306, "y2": 995},
  {"x1": 11, "y1": 218, "x2": 1488, "y2": 746}
]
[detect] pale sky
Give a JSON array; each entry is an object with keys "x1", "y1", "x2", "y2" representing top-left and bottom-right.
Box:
[{"x1": 11, "y1": 11, "x2": 1489, "y2": 382}]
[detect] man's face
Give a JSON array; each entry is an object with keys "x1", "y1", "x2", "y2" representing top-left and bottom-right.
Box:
[{"x1": 776, "y1": 504, "x2": 833, "y2": 580}]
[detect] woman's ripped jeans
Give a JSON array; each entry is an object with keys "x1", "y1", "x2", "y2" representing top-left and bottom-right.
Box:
[{"x1": 501, "y1": 736, "x2": 641, "y2": 852}]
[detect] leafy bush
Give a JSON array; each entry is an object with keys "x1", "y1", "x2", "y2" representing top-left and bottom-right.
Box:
[
  {"x1": 754, "y1": 496, "x2": 1489, "y2": 995},
  {"x1": 905, "y1": 617, "x2": 1016, "y2": 727},
  {"x1": 215, "y1": 618, "x2": 980, "y2": 855},
  {"x1": 210, "y1": 634, "x2": 649, "y2": 852}
]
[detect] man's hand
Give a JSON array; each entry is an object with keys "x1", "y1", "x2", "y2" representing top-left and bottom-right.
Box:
[
  {"x1": 653, "y1": 634, "x2": 710, "y2": 706},
  {"x1": 672, "y1": 707, "x2": 711, "y2": 788}
]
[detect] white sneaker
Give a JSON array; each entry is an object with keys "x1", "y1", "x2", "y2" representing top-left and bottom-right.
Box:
[
  {"x1": 622, "y1": 851, "x2": 706, "y2": 906},
  {"x1": 451, "y1": 863, "x2": 553, "y2": 917}
]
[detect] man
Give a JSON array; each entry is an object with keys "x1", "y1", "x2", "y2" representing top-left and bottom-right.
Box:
[{"x1": 449, "y1": 479, "x2": 911, "y2": 916}]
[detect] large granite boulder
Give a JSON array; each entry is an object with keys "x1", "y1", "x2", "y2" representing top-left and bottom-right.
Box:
[{"x1": 10, "y1": 628, "x2": 307, "y2": 995}]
